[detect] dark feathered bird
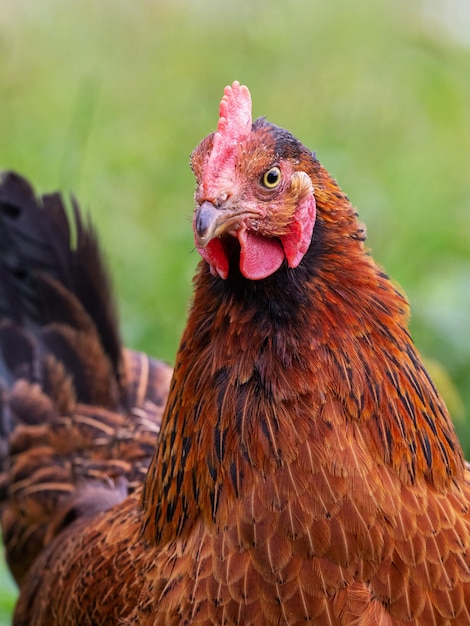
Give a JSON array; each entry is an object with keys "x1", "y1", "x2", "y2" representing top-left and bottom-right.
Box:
[{"x1": 1, "y1": 82, "x2": 470, "y2": 625}]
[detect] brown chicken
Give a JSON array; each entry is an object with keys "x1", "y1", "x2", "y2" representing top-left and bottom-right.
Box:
[{"x1": 1, "y1": 81, "x2": 470, "y2": 625}]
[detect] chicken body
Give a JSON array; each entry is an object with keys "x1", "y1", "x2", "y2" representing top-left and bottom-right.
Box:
[{"x1": 2, "y1": 83, "x2": 470, "y2": 625}]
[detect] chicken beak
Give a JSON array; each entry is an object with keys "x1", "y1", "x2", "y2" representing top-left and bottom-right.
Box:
[{"x1": 194, "y1": 201, "x2": 230, "y2": 247}]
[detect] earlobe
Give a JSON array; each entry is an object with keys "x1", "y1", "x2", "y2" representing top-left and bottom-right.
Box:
[{"x1": 280, "y1": 173, "x2": 316, "y2": 268}]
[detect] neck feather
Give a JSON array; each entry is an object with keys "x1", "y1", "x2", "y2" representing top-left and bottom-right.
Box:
[{"x1": 142, "y1": 185, "x2": 463, "y2": 545}]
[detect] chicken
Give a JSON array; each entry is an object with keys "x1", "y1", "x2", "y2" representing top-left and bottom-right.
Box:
[{"x1": 2, "y1": 81, "x2": 470, "y2": 625}]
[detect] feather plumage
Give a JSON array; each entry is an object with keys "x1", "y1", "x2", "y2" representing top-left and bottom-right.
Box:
[
  {"x1": 2, "y1": 83, "x2": 470, "y2": 625},
  {"x1": 0, "y1": 173, "x2": 171, "y2": 591}
]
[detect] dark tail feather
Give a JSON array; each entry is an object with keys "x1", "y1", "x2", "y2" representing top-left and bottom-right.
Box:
[
  {"x1": 0, "y1": 172, "x2": 172, "y2": 585},
  {"x1": 0, "y1": 171, "x2": 124, "y2": 407}
]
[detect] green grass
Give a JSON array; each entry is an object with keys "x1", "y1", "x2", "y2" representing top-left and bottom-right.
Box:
[
  {"x1": 0, "y1": 567, "x2": 15, "y2": 624},
  {"x1": 1, "y1": 0, "x2": 470, "y2": 620}
]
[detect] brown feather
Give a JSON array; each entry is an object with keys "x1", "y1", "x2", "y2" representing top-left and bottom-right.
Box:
[
  {"x1": 3, "y1": 83, "x2": 470, "y2": 625},
  {"x1": 0, "y1": 174, "x2": 171, "y2": 597}
]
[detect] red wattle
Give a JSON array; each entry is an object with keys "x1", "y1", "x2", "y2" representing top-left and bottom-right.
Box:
[{"x1": 196, "y1": 237, "x2": 229, "y2": 279}]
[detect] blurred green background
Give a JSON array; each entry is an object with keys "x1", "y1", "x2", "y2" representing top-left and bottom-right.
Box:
[{"x1": 0, "y1": 0, "x2": 469, "y2": 620}]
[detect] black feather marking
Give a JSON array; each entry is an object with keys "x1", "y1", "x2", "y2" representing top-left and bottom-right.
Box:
[
  {"x1": 384, "y1": 368, "x2": 399, "y2": 389},
  {"x1": 403, "y1": 366, "x2": 425, "y2": 404},
  {"x1": 166, "y1": 498, "x2": 177, "y2": 523},
  {"x1": 422, "y1": 410, "x2": 438, "y2": 437},
  {"x1": 230, "y1": 461, "x2": 243, "y2": 497},
  {"x1": 399, "y1": 389, "x2": 417, "y2": 426},
  {"x1": 207, "y1": 462, "x2": 217, "y2": 482},
  {"x1": 378, "y1": 417, "x2": 394, "y2": 463},
  {"x1": 440, "y1": 427, "x2": 457, "y2": 454},
  {"x1": 169, "y1": 423, "x2": 177, "y2": 449},
  {"x1": 192, "y1": 470, "x2": 199, "y2": 501},
  {"x1": 209, "y1": 482, "x2": 222, "y2": 520},
  {"x1": 182, "y1": 435, "x2": 192, "y2": 460},
  {"x1": 420, "y1": 432, "x2": 433, "y2": 469},
  {"x1": 161, "y1": 460, "x2": 168, "y2": 485},
  {"x1": 176, "y1": 469, "x2": 185, "y2": 493},
  {"x1": 214, "y1": 422, "x2": 227, "y2": 463}
]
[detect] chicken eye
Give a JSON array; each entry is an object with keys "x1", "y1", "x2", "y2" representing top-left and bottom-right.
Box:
[{"x1": 261, "y1": 166, "x2": 282, "y2": 189}]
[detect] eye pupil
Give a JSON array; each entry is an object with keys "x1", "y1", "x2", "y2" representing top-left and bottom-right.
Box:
[
  {"x1": 267, "y1": 171, "x2": 278, "y2": 184},
  {"x1": 262, "y1": 166, "x2": 281, "y2": 189}
]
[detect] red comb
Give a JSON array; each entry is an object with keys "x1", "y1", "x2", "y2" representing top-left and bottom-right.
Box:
[
  {"x1": 216, "y1": 81, "x2": 252, "y2": 145},
  {"x1": 202, "y1": 82, "x2": 252, "y2": 198}
]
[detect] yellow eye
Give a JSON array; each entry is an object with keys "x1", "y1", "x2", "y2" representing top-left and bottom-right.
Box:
[{"x1": 261, "y1": 166, "x2": 282, "y2": 189}]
